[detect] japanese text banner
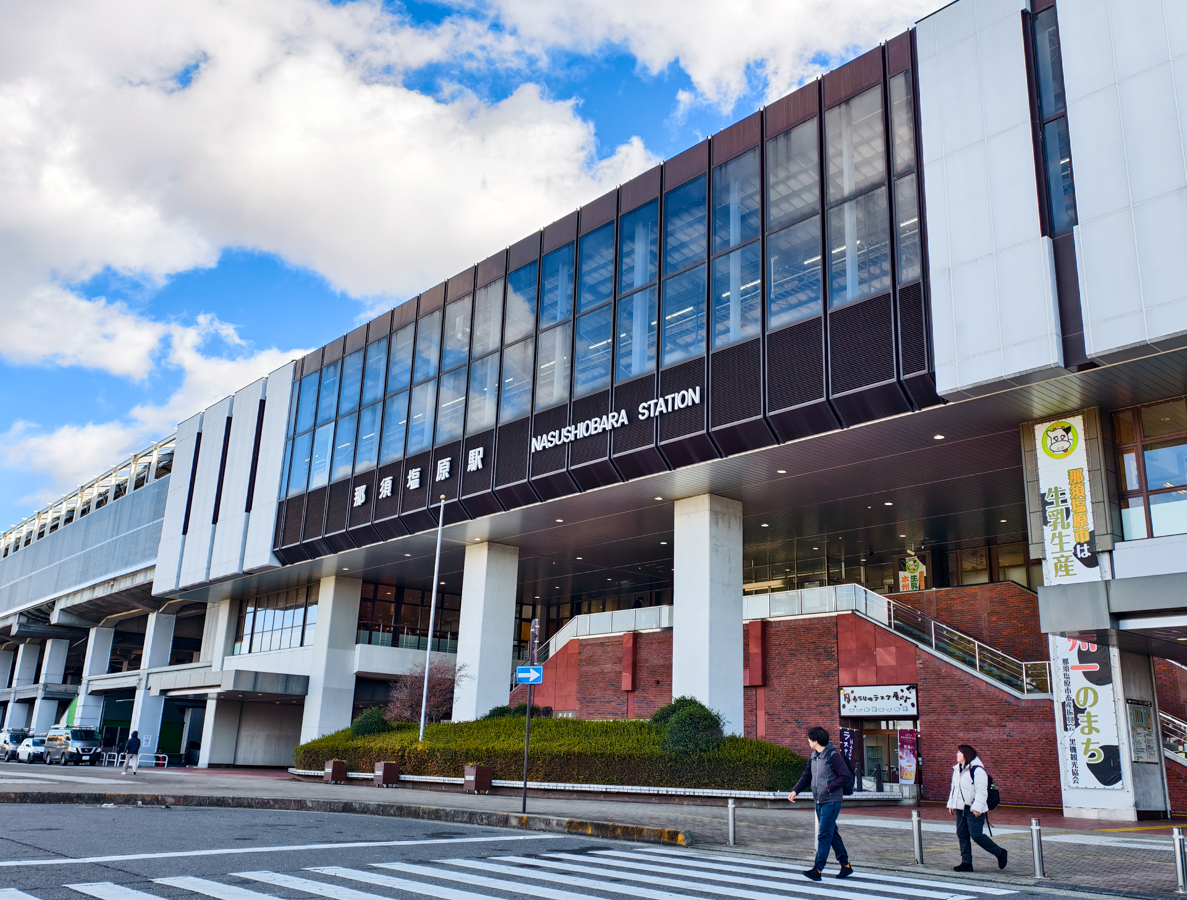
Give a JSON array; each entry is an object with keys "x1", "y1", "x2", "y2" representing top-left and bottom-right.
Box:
[{"x1": 1034, "y1": 415, "x2": 1102, "y2": 585}]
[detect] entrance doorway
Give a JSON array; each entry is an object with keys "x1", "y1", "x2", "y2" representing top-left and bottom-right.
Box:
[{"x1": 861, "y1": 719, "x2": 918, "y2": 785}]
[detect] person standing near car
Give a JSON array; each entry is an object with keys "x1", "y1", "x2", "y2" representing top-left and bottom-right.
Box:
[
  {"x1": 788, "y1": 726, "x2": 855, "y2": 881},
  {"x1": 121, "y1": 731, "x2": 141, "y2": 775},
  {"x1": 947, "y1": 743, "x2": 1006, "y2": 872}
]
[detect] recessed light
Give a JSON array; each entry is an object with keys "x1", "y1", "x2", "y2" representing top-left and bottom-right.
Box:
[
  {"x1": 342, "y1": 567, "x2": 349, "y2": 571},
  {"x1": 860, "y1": 558, "x2": 866, "y2": 562},
  {"x1": 813, "y1": 547, "x2": 819, "y2": 550},
  {"x1": 555, "y1": 585, "x2": 561, "y2": 588},
  {"x1": 761, "y1": 523, "x2": 769, "y2": 528},
  {"x1": 440, "y1": 581, "x2": 445, "y2": 585},
  {"x1": 474, "y1": 537, "x2": 481, "y2": 541},
  {"x1": 1179, "y1": 637, "x2": 1187, "y2": 642},
  {"x1": 933, "y1": 434, "x2": 945, "y2": 440},
  {"x1": 884, "y1": 501, "x2": 894, "y2": 506},
  {"x1": 900, "y1": 534, "x2": 906, "y2": 538},
  {"x1": 576, "y1": 556, "x2": 583, "y2": 560},
  {"x1": 654, "y1": 496, "x2": 663, "y2": 501},
  {"x1": 555, "y1": 518, "x2": 564, "y2": 523},
  {"x1": 404, "y1": 553, "x2": 411, "y2": 557},
  {"x1": 1000, "y1": 519, "x2": 1007, "y2": 523},
  {"x1": 660, "y1": 541, "x2": 667, "y2": 545},
  {"x1": 607, "y1": 578, "x2": 612, "y2": 581},
  {"x1": 777, "y1": 469, "x2": 787, "y2": 474}
]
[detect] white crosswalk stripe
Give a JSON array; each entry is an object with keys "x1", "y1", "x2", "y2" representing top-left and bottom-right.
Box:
[
  {"x1": 66, "y1": 884, "x2": 165, "y2": 900},
  {"x1": 1, "y1": 890, "x2": 44, "y2": 900},
  {"x1": 324, "y1": 862, "x2": 605, "y2": 900},
  {"x1": 439, "y1": 857, "x2": 695, "y2": 900},
  {"x1": 154, "y1": 877, "x2": 283, "y2": 900},
  {"x1": 237, "y1": 868, "x2": 495, "y2": 900}
]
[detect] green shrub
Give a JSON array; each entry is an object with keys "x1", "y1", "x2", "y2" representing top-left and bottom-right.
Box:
[
  {"x1": 650, "y1": 695, "x2": 704, "y2": 726},
  {"x1": 662, "y1": 704, "x2": 724, "y2": 753},
  {"x1": 482, "y1": 705, "x2": 513, "y2": 720},
  {"x1": 483, "y1": 703, "x2": 542, "y2": 720},
  {"x1": 350, "y1": 707, "x2": 390, "y2": 737}
]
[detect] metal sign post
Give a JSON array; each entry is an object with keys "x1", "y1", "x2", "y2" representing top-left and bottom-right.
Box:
[
  {"x1": 522, "y1": 618, "x2": 539, "y2": 814},
  {"x1": 418, "y1": 494, "x2": 447, "y2": 743}
]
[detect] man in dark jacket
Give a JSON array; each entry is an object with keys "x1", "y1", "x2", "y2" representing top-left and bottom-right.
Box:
[
  {"x1": 789, "y1": 726, "x2": 853, "y2": 881},
  {"x1": 121, "y1": 731, "x2": 141, "y2": 775}
]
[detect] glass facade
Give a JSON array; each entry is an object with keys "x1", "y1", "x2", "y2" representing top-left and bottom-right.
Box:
[
  {"x1": 233, "y1": 584, "x2": 319, "y2": 655},
  {"x1": 1114, "y1": 399, "x2": 1187, "y2": 540},
  {"x1": 574, "y1": 304, "x2": 613, "y2": 397},
  {"x1": 356, "y1": 583, "x2": 460, "y2": 652},
  {"x1": 616, "y1": 286, "x2": 658, "y2": 382},
  {"x1": 1031, "y1": 7, "x2": 1077, "y2": 236},
  {"x1": 662, "y1": 265, "x2": 706, "y2": 366}
]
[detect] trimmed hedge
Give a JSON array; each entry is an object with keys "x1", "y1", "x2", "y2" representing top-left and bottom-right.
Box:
[{"x1": 295, "y1": 717, "x2": 804, "y2": 791}]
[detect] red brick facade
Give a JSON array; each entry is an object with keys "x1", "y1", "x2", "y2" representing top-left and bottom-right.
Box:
[
  {"x1": 1166, "y1": 757, "x2": 1187, "y2": 815},
  {"x1": 1155, "y1": 658, "x2": 1187, "y2": 721},
  {"x1": 745, "y1": 616, "x2": 841, "y2": 749},
  {"x1": 837, "y1": 614, "x2": 918, "y2": 685},
  {"x1": 889, "y1": 583, "x2": 1046, "y2": 661}
]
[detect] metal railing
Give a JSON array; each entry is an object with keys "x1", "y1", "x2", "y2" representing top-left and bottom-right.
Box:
[
  {"x1": 538, "y1": 604, "x2": 674, "y2": 665},
  {"x1": 743, "y1": 583, "x2": 1051, "y2": 696},
  {"x1": 1162, "y1": 710, "x2": 1187, "y2": 765}
]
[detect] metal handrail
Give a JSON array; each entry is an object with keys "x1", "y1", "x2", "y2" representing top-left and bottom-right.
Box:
[
  {"x1": 1162, "y1": 710, "x2": 1187, "y2": 765},
  {"x1": 538, "y1": 605, "x2": 673, "y2": 665}
]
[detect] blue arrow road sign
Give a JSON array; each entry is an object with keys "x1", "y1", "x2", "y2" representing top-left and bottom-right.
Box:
[{"x1": 516, "y1": 665, "x2": 543, "y2": 685}]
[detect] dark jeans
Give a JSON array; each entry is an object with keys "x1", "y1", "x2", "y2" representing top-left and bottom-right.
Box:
[
  {"x1": 956, "y1": 807, "x2": 1003, "y2": 865},
  {"x1": 815, "y1": 800, "x2": 849, "y2": 870}
]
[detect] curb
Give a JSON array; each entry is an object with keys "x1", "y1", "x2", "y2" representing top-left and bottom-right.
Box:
[{"x1": 0, "y1": 790, "x2": 688, "y2": 847}]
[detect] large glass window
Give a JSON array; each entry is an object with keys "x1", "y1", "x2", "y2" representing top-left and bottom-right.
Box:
[
  {"x1": 1033, "y1": 8, "x2": 1067, "y2": 120},
  {"x1": 826, "y1": 86, "x2": 885, "y2": 204},
  {"x1": 472, "y1": 279, "x2": 503, "y2": 357},
  {"x1": 288, "y1": 430, "x2": 312, "y2": 497},
  {"x1": 615, "y1": 286, "x2": 657, "y2": 382},
  {"x1": 505, "y1": 262, "x2": 538, "y2": 344},
  {"x1": 379, "y1": 391, "x2": 408, "y2": 465},
  {"x1": 362, "y1": 337, "x2": 387, "y2": 407},
  {"x1": 413, "y1": 311, "x2": 442, "y2": 384},
  {"x1": 767, "y1": 119, "x2": 819, "y2": 232},
  {"x1": 618, "y1": 201, "x2": 659, "y2": 295},
  {"x1": 308, "y1": 422, "x2": 334, "y2": 489},
  {"x1": 828, "y1": 186, "x2": 891, "y2": 308},
  {"x1": 466, "y1": 354, "x2": 499, "y2": 433},
  {"x1": 574, "y1": 305, "x2": 613, "y2": 397},
  {"x1": 296, "y1": 371, "x2": 319, "y2": 434},
  {"x1": 1042, "y1": 118, "x2": 1077, "y2": 236},
  {"x1": 387, "y1": 323, "x2": 414, "y2": 395},
  {"x1": 540, "y1": 244, "x2": 575, "y2": 328},
  {"x1": 664, "y1": 176, "x2": 706, "y2": 276},
  {"x1": 405, "y1": 380, "x2": 437, "y2": 455},
  {"x1": 1114, "y1": 399, "x2": 1187, "y2": 539},
  {"x1": 233, "y1": 585, "x2": 319, "y2": 655},
  {"x1": 661, "y1": 265, "x2": 706, "y2": 366},
  {"x1": 331, "y1": 413, "x2": 356, "y2": 482},
  {"x1": 577, "y1": 223, "x2": 615, "y2": 313},
  {"x1": 712, "y1": 242, "x2": 762, "y2": 348},
  {"x1": 889, "y1": 71, "x2": 915, "y2": 176},
  {"x1": 894, "y1": 176, "x2": 921, "y2": 284},
  {"x1": 355, "y1": 403, "x2": 380, "y2": 472},
  {"x1": 767, "y1": 216, "x2": 822, "y2": 329},
  {"x1": 713, "y1": 148, "x2": 761, "y2": 252},
  {"x1": 339, "y1": 349, "x2": 363, "y2": 416},
  {"x1": 1032, "y1": 7, "x2": 1077, "y2": 237},
  {"x1": 535, "y1": 323, "x2": 572, "y2": 410},
  {"x1": 435, "y1": 367, "x2": 467, "y2": 444},
  {"x1": 316, "y1": 361, "x2": 340, "y2": 426},
  {"x1": 500, "y1": 338, "x2": 534, "y2": 422},
  {"x1": 442, "y1": 296, "x2": 472, "y2": 372}
]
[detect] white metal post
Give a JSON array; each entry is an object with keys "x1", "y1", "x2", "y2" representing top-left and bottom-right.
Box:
[{"x1": 418, "y1": 494, "x2": 447, "y2": 742}]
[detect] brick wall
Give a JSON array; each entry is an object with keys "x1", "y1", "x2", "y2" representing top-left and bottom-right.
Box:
[
  {"x1": 890, "y1": 583, "x2": 1046, "y2": 661},
  {"x1": 1166, "y1": 758, "x2": 1187, "y2": 815},
  {"x1": 1155, "y1": 658, "x2": 1187, "y2": 721},
  {"x1": 837, "y1": 614, "x2": 918, "y2": 685}
]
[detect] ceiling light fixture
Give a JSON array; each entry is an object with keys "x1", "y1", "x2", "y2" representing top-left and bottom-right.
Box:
[
  {"x1": 900, "y1": 534, "x2": 906, "y2": 538},
  {"x1": 440, "y1": 581, "x2": 445, "y2": 585},
  {"x1": 576, "y1": 556, "x2": 583, "y2": 560},
  {"x1": 654, "y1": 496, "x2": 663, "y2": 501},
  {"x1": 404, "y1": 553, "x2": 411, "y2": 557},
  {"x1": 761, "y1": 523, "x2": 769, "y2": 528},
  {"x1": 555, "y1": 518, "x2": 564, "y2": 523},
  {"x1": 342, "y1": 567, "x2": 349, "y2": 571},
  {"x1": 884, "y1": 501, "x2": 894, "y2": 506},
  {"x1": 1000, "y1": 519, "x2": 1007, "y2": 523},
  {"x1": 777, "y1": 469, "x2": 787, "y2": 474},
  {"x1": 933, "y1": 434, "x2": 945, "y2": 440},
  {"x1": 660, "y1": 541, "x2": 668, "y2": 545}
]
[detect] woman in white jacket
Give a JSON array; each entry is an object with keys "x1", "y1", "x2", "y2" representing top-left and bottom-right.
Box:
[{"x1": 946, "y1": 743, "x2": 1007, "y2": 872}]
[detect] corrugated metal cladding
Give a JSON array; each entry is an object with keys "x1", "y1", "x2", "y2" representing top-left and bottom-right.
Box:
[
  {"x1": 260, "y1": 30, "x2": 940, "y2": 568},
  {"x1": 153, "y1": 362, "x2": 294, "y2": 595},
  {"x1": 0, "y1": 476, "x2": 168, "y2": 617}
]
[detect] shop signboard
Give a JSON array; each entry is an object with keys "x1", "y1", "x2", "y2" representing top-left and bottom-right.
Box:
[
  {"x1": 1034, "y1": 415, "x2": 1102, "y2": 585},
  {"x1": 1126, "y1": 701, "x2": 1158, "y2": 764},
  {"x1": 840, "y1": 684, "x2": 918, "y2": 717},
  {"x1": 1050, "y1": 636, "x2": 1124, "y2": 789},
  {"x1": 897, "y1": 556, "x2": 926, "y2": 591},
  {"x1": 897, "y1": 730, "x2": 918, "y2": 784}
]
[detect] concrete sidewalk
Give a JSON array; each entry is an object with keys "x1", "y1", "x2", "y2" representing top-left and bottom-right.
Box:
[{"x1": 0, "y1": 762, "x2": 1182, "y2": 897}]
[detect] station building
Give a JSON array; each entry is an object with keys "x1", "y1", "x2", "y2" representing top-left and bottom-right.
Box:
[{"x1": 3, "y1": 0, "x2": 1187, "y2": 820}]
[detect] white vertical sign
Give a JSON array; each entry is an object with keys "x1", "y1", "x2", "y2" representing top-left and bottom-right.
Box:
[
  {"x1": 1050, "y1": 635, "x2": 1124, "y2": 791},
  {"x1": 1034, "y1": 415, "x2": 1102, "y2": 585}
]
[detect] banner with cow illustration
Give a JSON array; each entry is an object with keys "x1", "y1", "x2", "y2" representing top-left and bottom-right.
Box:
[{"x1": 1034, "y1": 415, "x2": 1102, "y2": 585}]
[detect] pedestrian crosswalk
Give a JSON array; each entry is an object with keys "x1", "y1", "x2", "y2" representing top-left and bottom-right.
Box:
[{"x1": 50, "y1": 847, "x2": 1019, "y2": 900}]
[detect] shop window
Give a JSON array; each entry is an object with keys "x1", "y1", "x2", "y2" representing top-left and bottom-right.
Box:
[
  {"x1": 997, "y1": 543, "x2": 1029, "y2": 588},
  {"x1": 1113, "y1": 398, "x2": 1187, "y2": 539},
  {"x1": 960, "y1": 548, "x2": 989, "y2": 585}
]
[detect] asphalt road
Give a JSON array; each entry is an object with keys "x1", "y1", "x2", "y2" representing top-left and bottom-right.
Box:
[{"x1": 0, "y1": 804, "x2": 1111, "y2": 900}]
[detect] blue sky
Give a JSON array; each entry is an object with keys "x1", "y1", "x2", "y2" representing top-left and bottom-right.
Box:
[{"x1": 0, "y1": 0, "x2": 931, "y2": 528}]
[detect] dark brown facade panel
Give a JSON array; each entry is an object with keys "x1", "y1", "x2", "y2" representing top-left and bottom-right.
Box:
[
  {"x1": 542, "y1": 211, "x2": 578, "y2": 254},
  {"x1": 898, "y1": 282, "x2": 928, "y2": 375},
  {"x1": 709, "y1": 338, "x2": 776, "y2": 455},
  {"x1": 611, "y1": 375, "x2": 667, "y2": 480},
  {"x1": 508, "y1": 232, "x2": 542, "y2": 271},
  {"x1": 419, "y1": 283, "x2": 445, "y2": 314},
  {"x1": 657, "y1": 357, "x2": 718, "y2": 469},
  {"x1": 580, "y1": 189, "x2": 618, "y2": 234},
  {"x1": 620, "y1": 165, "x2": 661, "y2": 213},
  {"x1": 1032, "y1": 0, "x2": 1055, "y2": 11},
  {"x1": 322, "y1": 338, "x2": 344, "y2": 366},
  {"x1": 765, "y1": 83, "x2": 820, "y2": 138},
  {"x1": 886, "y1": 31, "x2": 912, "y2": 77},
  {"x1": 568, "y1": 390, "x2": 621, "y2": 490},
  {"x1": 392, "y1": 297, "x2": 418, "y2": 329},
  {"x1": 823, "y1": 46, "x2": 883, "y2": 109},
  {"x1": 529, "y1": 405, "x2": 578, "y2": 501},
  {"x1": 664, "y1": 140, "x2": 708, "y2": 191},
  {"x1": 367, "y1": 309, "x2": 392, "y2": 341},
  {"x1": 459, "y1": 429, "x2": 502, "y2": 518},
  {"x1": 476, "y1": 250, "x2": 507, "y2": 288},
  {"x1": 372, "y1": 461, "x2": 407, "y2": 540},
  {"x1": 712, "y1": 111, "x2": 761, "y2": 165},
  {"x1": 344, "y1": 323, "x2": 367, "y2": 355},
  {"x1": 828, "y1": 293, "x2": 911, "y2": 425},
  {"x1": 398, "y1": 450, "x2": 434, "y2": 532},
  {"x1": 448, "y1": 267, "x2": 475, "y2": 300},
  {"x1": 323, "y1": 478, "x2": 356, "y2": 553},
  {"x1": 346, "y1": 468, "x2": 382, "y2": 547},
  {"x1": 494, "y1": 417, "x2": 537, "y2": 509},
  {"x1": 433, "y1": 440, "x2": 470, "y2": 526},
  {"x1": 302, "y1": 348, "x2": 323, "y2": 374},
  {"x1": 1053, "y1": 232, "x2": 1089, "y2": 368}
]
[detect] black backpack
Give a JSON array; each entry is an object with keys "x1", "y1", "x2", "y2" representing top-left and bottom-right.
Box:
[
  {"x1": 970, "y1": 765, "x2": 1001, "y2": 810},
  {"x1": 829, "y1": 747, "x2": 857, "y2": 796}
]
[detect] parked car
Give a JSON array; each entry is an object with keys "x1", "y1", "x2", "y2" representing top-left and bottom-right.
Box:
[
  {"x1": 45, "y1": 727, "x2": 102, "y2": 765},
  {"x1": 16, "y1": 736, "x2": 46, "y2": 763},
  {"x1": 0, "y1": 729, "x2": 30, "y2": 761}
]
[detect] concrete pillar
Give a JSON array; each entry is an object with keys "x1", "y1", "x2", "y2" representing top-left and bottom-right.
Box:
[
  {"x1": 198, "y1": 698, "x2": 242, "y2": 766},
  {"x1": 29, "y1": 639, "x2": 71, "y2": 733},
  {"x1": 127, "y1": 613, "x2": 175, "y2": 754},
  {"x1": 75, "y1": 627, "x2": 114, "y2": 729},
  {"x1": 452, "y1": 542, "x2": 520, "y2": 722},
  {"x1": 299, "y1": 576, "x2": 361, "y2": 743},
  {"x1": 0, "y1": 648, "x2": 14, "y2": 689},
  {"x1": 201, "y1": 598, "x2": 236, "y2": 672},
  {"x1": 672, "y1": 494, "x2": 744, "y2": 735},
  {"x1": 12, "y1": 643, "x2": 40, "y2": 686},
  {"x1": 3, "y1": 700, "x2": 31, "y2": 729}
]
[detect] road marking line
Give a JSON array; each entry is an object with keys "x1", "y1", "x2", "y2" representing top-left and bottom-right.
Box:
[
  {"x1": 0, "y1": 890, "x2": 43, "y2": 900},
  {"x1": 638, "y1": 849, "x2": 1017, "y2": 895},
  {"x1": 441, "y1": 858, "x2": 692, "y2": 900},
  {"x1": 323, "y1": 862, "x2": 596, "y2": 900},
  {"x1": 591, "y1": 850, "x2": 971, "y2": 900},
  {"x1": 0, "y1": 833, "x2": 557, "y2": 868},
  {"x1": 155, "y1": 877, "x2": 280, "y2": 900},
  {"x1": 237, "y1": 869, "x2": 493, "y2": 900},
  {"x1": 1043, "y1": 833, "x2": 1168, "y2": 849},
  {"x1": 65, "y1": 884, "x2": 164, "y2": 900},
  {"x1": 0, "y1": 767, "x2": 129, "y2": 785}
]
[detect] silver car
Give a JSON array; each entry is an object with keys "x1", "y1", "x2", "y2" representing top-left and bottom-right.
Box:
[
  {"x1": 0, "y1": 729, "x2": 29, "y2": 761},
  {"x1": 16, "y1": 736, "x2": 46, "y2": 763}
]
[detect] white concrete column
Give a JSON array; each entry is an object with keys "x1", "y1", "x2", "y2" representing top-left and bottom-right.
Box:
[
  {"x1": 299, "y1": 576, "x2": 361, "y2": 743},
  {"x1": 452, "y1": 542, "x2": 520, "y2": 722},
  {"x1": 75, "y1": 627, "x2": 114, "y2": 728},
  {"x1": 672, "y1": 493, "x2": 744, "y2": 735},
  {"x1": 30, "y1": 638, "x2": 72, "y2": 733},
  {"x1": 0, "y1": 648, "x2": 14, "y2": 689},
  {"x1": 127, "y1": 613, "x2": 176, "y2": 754},
  {"x1": 3, "y1": 700, "x2": 31, "y2": 729},
  {"x1": 12, "y1": 643, "x2": 40, "y2": 686},
  {"x1": 198, "y1": 697, "x2": 242, "y2": 766},
  {"x1": 201, "y1": 598, "x2": 236, "y2": 672}
]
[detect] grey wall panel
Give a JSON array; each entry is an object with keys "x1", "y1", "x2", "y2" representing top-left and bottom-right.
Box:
[
  {"x1": 208, "y1": 378, "x2": 267, "y2": 581},
  {"x1": 179, "y1": 397, "x2": 233, "y2": 589},
  {"x1": 243, "y1": 362, "x2": 295, "y2": 573},
  {"x1": 152, "y1": 413, "x2": 203, "y2": 595},
  {"x1": 0, "y1": 476, "x2": 167, "y2": 616}
]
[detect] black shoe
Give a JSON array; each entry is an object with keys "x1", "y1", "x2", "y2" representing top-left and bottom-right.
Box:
[
  {"x1": 953, "y1": 863, "x2": 974, "y2": 872},
  {"x1": 998, "y1": 850, "x2": 1008, "y2": 870},
  {"x1": 835, "y1": 864, "x2": 854, "y2": 879},
  {"x1": 802, "y1": 868, "x2": 822, "y2": 881}
]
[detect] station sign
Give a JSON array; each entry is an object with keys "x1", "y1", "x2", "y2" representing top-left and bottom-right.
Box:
[
  {"x1": 839, "y1": 684, "x2": 918, "y2": 717},
  {"x1": 530, "y1": 387, "x2": 702, "y2": 453}
]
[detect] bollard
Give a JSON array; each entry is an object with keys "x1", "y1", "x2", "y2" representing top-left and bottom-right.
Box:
[
  {"x1": 1030, "y1": 818, "x2": 1046, "y2": 879},
  {"x1": 728, "y1": 798, "x2": 736, "y2": 846},
  {"x1": 1175, "y1": 826, "x2": 1186, "y2": 894},
  {"x1": 911, "y1": 810, "x2": 924, "y2": 865}
]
